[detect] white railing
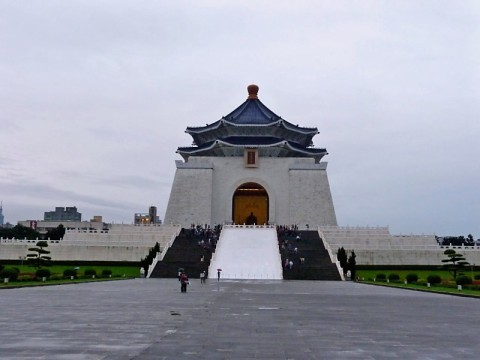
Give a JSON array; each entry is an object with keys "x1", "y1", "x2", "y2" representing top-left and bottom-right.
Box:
[
  {"x1": 0, "y1": 238, "x2": 60, "y2": 244},
  {"x1": 323, "y1": 243, "x2": 480, "y2": 251},
  {"x1": 146, "y1": 252, "x2": 161, "y2": 278},
  {"x1": 318, "y1": 229, "x2": 344, "y2": 280},
  {"x1": 223, "y1": 224, "x2": 276, "y2": 229}
]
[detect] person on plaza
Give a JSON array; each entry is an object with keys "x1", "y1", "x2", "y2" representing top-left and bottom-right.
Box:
[
  {"x1": 180, "y1": 272, "x2": 189, "y2": 293},
  {"x1": 200, "y1": 271, "x2": 206, "y2": 284}
]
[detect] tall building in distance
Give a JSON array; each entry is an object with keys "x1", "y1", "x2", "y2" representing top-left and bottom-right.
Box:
[
  {"x1": 149, "y1": 206, "x2": 157, "y2": 224},
  {"x1": 0, "y1": 201, "x2": 4, "y2": 227},
  {"x1": 44, "y1": 206, "x2": 82, "y2": 222}
]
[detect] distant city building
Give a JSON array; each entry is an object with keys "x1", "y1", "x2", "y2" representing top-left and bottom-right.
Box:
[
  {"x1": 134, "y1": 213, "x2": 151, "y2": 225},
  {"x1": 134, "y1": 206, "x2": 161, "y2": 225},
  {"x1": 0, "y1": 201, "x2": 4, "y2": 227},
  {"x1": 44, "y1": 206, "x2": 82, "y2": 221},
  {"x1": 90, "y1": 216, "x2": 103, "y2": 223}
]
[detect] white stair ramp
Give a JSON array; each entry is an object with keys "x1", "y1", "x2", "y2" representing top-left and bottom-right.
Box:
[{"x1": 208, "y1": 225, "x2": 283, "y2": 280}]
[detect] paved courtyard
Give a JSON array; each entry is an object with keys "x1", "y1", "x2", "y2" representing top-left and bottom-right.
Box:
[{"x1": 0, "y1": 278, "x2": 479, "y2": 359}]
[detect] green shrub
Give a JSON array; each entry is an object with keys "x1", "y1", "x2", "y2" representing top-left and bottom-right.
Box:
[
  {"x1": 406, "y1": 273, "x2": 418, "y2": 283},
  {"x1": 388, "y1": 273, "x2": 400, "y2": 282},
  {"x1": 63, "y1": 268, "x2": 77, "y2": 278},
  {"x1": 0, "y1": 268, "x2": 19, "y2": 281},
  {"x1": 84, "y1": 269, "x2": 97, "y2": 277},
  {"x1": 427, "y1": 274, "x2": 441, "y2": 285},
  {"x1": 36, "y1": 268, "x2": 51, "y2": 279},
  {"x1": 49, "y1": 274, "x2": 63, "y2": 280},
  {"x1": 101, "y1": 269, "x2": 112, "y2": 277},
  {"x1": 474, "y1": 274, "x2": 480, "y2": 280},
  {"x1": 456, "y1": 275, "x2": 472, "y2": 286},
  {"x1": 375, "y1": 273, "x2": 386, "y2": 282}
]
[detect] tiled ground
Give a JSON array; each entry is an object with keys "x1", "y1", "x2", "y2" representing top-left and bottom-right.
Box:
[{"x1": 0, "y1": 279, "x2": 478, "y2": 359}]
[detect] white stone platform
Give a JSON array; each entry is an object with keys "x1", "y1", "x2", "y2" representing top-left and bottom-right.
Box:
[
  {"x1": 320, "y1": 225, "x2": 480, "y2": 265},
  {"x1": 208, "y1": 225, "x2": 283, "y2": 279}
]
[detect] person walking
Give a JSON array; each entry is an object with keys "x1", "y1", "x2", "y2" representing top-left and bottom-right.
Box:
[{"x1": 180, "y1": 272, "x2": 189, "y2": 293}]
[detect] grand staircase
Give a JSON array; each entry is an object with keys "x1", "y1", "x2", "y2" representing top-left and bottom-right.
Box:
[
  {"x1": 149, "y1": 228, "x2": 341, "y2": 281},
  {"x1": 149, "y1": 229, "x2": 213, "y2": 279},
  {"x1": 279, "y1": 230, "x2": 341, "y2": 280}
]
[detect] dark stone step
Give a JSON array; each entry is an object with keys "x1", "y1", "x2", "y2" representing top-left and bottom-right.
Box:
[{"x1": 278, "y1": 230, "x2": 340, "y2": 281}]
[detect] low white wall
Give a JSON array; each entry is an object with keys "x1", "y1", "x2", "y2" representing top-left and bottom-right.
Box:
[
  {"x1": 0, "y1": 243, "x2": 154, "y2": 262},
  {"x1": 0, "y1": 225, "x2": 181, "y2": 262},
  {"x1": 320, "y1": 226, "x2": 480, "y2": 266}
]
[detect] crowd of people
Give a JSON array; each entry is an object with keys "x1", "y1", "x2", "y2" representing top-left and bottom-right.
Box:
[
  {"x1": 189, "y1": 223, "x2": 221, "y2": 252},
  {"x1": 277, "y1": 225, "x2": 305, "y2": 271}
]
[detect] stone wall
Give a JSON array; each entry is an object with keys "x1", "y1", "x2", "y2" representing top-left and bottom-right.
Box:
[
  {"x1": 163, "y1": 161, "x2": 213, "y2": 226},
  {"x1": 320, "y1": 226, "x2": 480, "y2": 266},
  {"x1": 0, "y1": 243, "x2": 152, "y2": 262},
  {"x1": 288, "y1": 162, "x2": 337, "y2": 227},
  {"x1": 164, "y1": 156, "x2": 337, "y2": 229},
  {"x1": 0, "y1": 224, "x2": 181, "y2": 262}
]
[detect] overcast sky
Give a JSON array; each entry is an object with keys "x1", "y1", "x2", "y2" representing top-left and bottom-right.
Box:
[{"x1": 1, "y1": 1, "x2": 479, "y2": 237}]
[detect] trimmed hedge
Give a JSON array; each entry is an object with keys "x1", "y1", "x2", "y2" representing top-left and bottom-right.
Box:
[
  {"x1": 427, "y1": 274, "x2": 441, "y2": 284},
  {"x1": 36, "y1": 268, "x2": 51, "y2": 279},
  {"x1": 375, "y1": 273, "x2": 386, "y2": 282},
  {"x1": 456, "y1": 275, "x2": 472, "y2": 286},
  {"x1": 0, "y1": 268, "x2": 19, "y2": 281},
  {"x1": 388, "y1": 273, "x2": 400, "y2": 282},
  {"x1": 406, "y1": 273, "x2": 418, "y2": 283},
  {"x1": 63, "y1": 269, "x2": 77, "y2": 278},
  {"x1": 101, "y1": 269, "x2": 112, "y2": 277},
  {"x1": 84, "y1": 269, "x2": 97, "y2": 277}
]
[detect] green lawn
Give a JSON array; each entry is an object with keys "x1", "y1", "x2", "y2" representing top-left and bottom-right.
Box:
[
  {"x1": 10, "y1": 264, "x2": 141, "y2": 277},
  {"x1": 356, "y1": 269, "x2": 479, "y2": 283},
  {"x1": 356, "y1": 269, "x2": 480, "y2": 298},
  {"x1": 0, "y1": 264, "x2": 141, "y2": 288},
  {"x1": 360, "y1": 279, "x2": 480, "y2": 298}
]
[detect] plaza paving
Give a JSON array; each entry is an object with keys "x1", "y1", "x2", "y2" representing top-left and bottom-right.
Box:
[{"x1": 0, "y1": 278, "x2": 479, "y2": 359}]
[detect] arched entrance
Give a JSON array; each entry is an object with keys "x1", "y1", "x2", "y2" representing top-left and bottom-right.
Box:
[{"x1": 232, "y1": 182, "x2": 269, "y2": 225}]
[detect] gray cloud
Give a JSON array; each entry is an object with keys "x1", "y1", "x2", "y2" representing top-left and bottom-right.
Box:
[{"x1": 1, "y1": 1, "x2": 479, "y2": 237}]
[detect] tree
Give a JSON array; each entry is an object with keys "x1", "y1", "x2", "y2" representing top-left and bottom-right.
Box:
[
  {"x1": 337, "y1": 247, "x2": 348, "y2": 276},
  {"x1": 441, "y1": 249, "x2": 469, "y2": 279},
  {"x1": 26, "y1": 241, "x2": 51, "y2": 268},
  {"x1": 141, "y1": 242, "x2": 161, "y2": 275},
  {"x1": 45, "y1": 224, "x2": 65, "y2": 240},
  {"x1": 467, "y1": 234, "x2": 475, "y2": 246},
  {"x1": 0, "y1": 225, "x2": 40, "y2": 240},
  {"x1": 347, "y1": 250, "x2": 357, "y2": 281}
]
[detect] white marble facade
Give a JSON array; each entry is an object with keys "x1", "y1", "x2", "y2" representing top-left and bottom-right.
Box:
[{"x1": 164, "y1": 155, "x2": 337, "y2": 228}]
